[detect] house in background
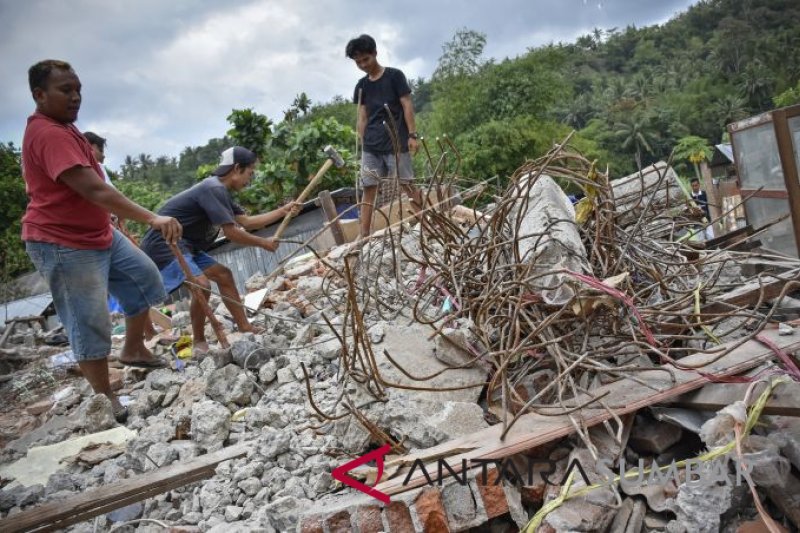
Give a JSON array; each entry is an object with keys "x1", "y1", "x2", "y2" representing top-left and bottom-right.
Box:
[
  {"x1": 701, "y1": 143, "x2": 745, "y2": 234},
  {"x1": 728, "y1": 103, "x2": 800, "y2": 258}
]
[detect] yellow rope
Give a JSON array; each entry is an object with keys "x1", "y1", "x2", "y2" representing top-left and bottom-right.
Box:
[
  {"x1": 694, "y1": 283, "x2": 722, "y2": 345},
  {"x1": 523, "y1": 377, "x2": 789, "y2": 532}
]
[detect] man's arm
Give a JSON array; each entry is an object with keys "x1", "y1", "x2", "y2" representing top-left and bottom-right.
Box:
[
  {"x1": 234, "y1": 202, "x2": 301, "y2": 231},
  {"x1": 220, "y1": 223, "x2": 278, "y2": 252},
  {"x1": 60, "y1": 166, "x2": 182, "y2": 243},
  {"x1": 399, "y1": 94, "x2": 418, "y2": 154}
]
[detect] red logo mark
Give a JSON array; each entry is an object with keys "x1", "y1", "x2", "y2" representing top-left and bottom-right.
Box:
[{"x1": 331, "y1": 444, "x2": 392, "y2": 504}]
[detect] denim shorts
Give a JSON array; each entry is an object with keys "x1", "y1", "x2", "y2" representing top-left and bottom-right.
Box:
[
  {"x1": 360, "y1": 151, "x2": 415, "y2": 187},
  {"x1": 26, "y1": 230, "x2": 166, "y2": 361},
  {"x1": 158, "y1": 251, "x2": 218, "y2": 294}
]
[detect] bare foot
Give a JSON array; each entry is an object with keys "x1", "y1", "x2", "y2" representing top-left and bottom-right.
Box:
[
  {"x1": 193, "y1": 340, "x2": 210, "y2": 355},
  {"x1": 238, "y1": 323, "x2": 265, "y2": 335}
]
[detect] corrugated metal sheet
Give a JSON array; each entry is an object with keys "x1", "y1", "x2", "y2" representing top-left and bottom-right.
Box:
[
  {"x1": 1, "y1": 293, "x2": 53, "y2": 323},
  {"x1": 210, "y1": 227, "x2": 326, "y2": 291}
]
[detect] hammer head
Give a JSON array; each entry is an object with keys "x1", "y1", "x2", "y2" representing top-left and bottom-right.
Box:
[{"x1": 323, "y1": 145, "x2": 345, "y2": 168}]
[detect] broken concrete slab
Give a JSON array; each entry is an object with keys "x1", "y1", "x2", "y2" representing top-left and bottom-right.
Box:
[
  {"x1": 511, "y1": 174, "x2": 590, "y2": 305},
  {"x1": 375, "y1": 322, "x2": 486, "y2": 405},
  {"x1": 0, "y1": 426, "x2": 135, "y2": 487}
]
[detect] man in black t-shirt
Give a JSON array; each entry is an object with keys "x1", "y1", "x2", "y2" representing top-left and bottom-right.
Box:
[
  {"x1": 346, "y1": 34, "x2": 423, "y2": 238},
  {"x1": 141, "y1": 146, "x2": 299, "y2": 353}
]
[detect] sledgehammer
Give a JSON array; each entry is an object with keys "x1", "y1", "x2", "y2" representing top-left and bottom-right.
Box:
[{"x1": 274, "y1": 145, "x2": 345, "y2": 240}]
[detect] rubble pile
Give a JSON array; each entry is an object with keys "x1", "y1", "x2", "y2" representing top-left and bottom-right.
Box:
[{"x1": 0, "y1": 142, "x2": 799, "y2": 532}]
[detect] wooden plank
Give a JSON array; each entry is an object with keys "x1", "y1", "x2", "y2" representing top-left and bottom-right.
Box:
[
  {"x1": 375, "y1": 328, "x2": 800, "y2": 497},
  {"x1": 653, "y1": 269, "x2": 800, "y2": 335},
  {"x1": 148, "y1": 308, "x2": 172, "y2": 331},
  {"x1": 0, "y1": 444, "x2": 248, "y2": 532},
  {"x1": 667, "y1": 380, "x2": 800, "y2": 416},
  {"x1": 319, "y1": 190, "x2": 346, "y2": 246}
]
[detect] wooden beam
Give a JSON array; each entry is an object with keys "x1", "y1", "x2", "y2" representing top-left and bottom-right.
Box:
[
  {"x1": 147, "y1": 308, "x2": 172, "y2": 331},
  {"x1": 666, "y1": 380, "x2": 800, "y2": 416},
  {"x1": 375, "y1": 328, "x2": 800, "y2": 497},
  {"x1": 0, "y1": 444, "x2": 247, "y2": 532},
  {"x1": 652, "y1": 269, "x2": 800, "y2": 335},
  {"x1": 318, "y1": 190, "x2": 346, "y2": 246}
]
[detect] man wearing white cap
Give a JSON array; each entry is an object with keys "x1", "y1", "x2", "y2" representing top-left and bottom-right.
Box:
[{"x1": 141, "y1": 146, "x2": 299, "y2": 352}]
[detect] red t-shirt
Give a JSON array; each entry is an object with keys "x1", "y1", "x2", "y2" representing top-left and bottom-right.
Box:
[{"x1": 21, "y1": 112, "x2": 112, "y2": 249}]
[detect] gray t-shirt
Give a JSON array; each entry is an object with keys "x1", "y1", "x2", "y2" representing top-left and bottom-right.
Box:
[{"x1": 141, "y1": 176, "x2": 244, "y2": 269}]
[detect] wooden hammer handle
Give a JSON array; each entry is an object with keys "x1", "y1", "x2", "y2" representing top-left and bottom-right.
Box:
[
  {"x1": 169, "y1": 244, "x2": 229, "y2": 349},
  {"x1": 274, "y1": 158, "x2": 334, "y2": 240}
]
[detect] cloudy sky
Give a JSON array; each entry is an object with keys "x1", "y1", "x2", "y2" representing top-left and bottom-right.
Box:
[{"x1": 0, "y1": 0, "x2": 695, "y2": 171}]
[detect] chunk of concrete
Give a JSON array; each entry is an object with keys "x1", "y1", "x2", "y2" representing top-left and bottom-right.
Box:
[
  {"x1": 0, "y1": 427, "x2": 135, "y2": 487},
  {"x1": 511, "y1": 174, "x2": 590, "y2": 305},
  {"x1": 191, "y1": 400, "x2": 230, "y2": 452}
]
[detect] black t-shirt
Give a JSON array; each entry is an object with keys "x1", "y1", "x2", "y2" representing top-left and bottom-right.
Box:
[
  {"x1": 353, "y1": 67, "x2": 412, "y2": 154},
  {"x1": 140, "y1": 176, "x2": 244, "y2": 268}
]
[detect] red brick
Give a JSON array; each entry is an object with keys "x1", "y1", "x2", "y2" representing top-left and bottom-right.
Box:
[
  {"x1": 299, "y1": 515, "x2": 324, "y2": 533},
  {"x1": 355, "y1": 505, "x2": 384, "y2": 533},
  {"x1": 475, "y1": 468, "x2": 509, "y2": 519},
  {"x1": 324, "y1": 510, "x2": 351, "y2": 533},
  {"x1": 520, "y1": 484, "x2": 545, "y2": 506},
  {"x1": 385, "y1": 501, "x2": 415, "y2": 533},
  {"x1": 413, "y1": 488, "x2": 450, "y2": 533}
]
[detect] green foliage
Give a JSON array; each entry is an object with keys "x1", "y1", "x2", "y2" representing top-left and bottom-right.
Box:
[
  {"x1": 236, "y1": 117, "x2": 357, "y2": 213},
  {"x1": 0, "y1": 142, "x2": 31, "y2": 281},
  {"x1": 452, "y1": 118, "x2": 604, "y2": 194},
  {"x1": 226, "y1": 108, "x2": 273, "y2": 158},
  {"x1": 113, "y1": 178, "x2": 170, "y2": 238},
  {"x1": 433, "y1": 28, "x2": 487, "y2": 79},
  {"x1": 303, "y1": 96, "x2": 358, "y2": 128},
  {"x1": 774, "y1": 79, "x2": 800, "y2": 107}
]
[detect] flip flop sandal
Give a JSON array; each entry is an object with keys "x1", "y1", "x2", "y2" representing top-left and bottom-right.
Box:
[{"x1": 121, "y1": 357, "x2": 169, "y2": 369}]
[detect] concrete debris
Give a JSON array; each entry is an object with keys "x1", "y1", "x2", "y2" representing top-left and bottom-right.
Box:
[
  {"x1": 4, "y1": 146, "x2": 800, "y2": 533},
  {"x1": 191, "y1": 400, "x2": 231, "y2": 452},
  {"x1": 78, "y1": 394, "x2": 117, "y2": 433},
  {"x1": 512, "y1": 174, "x2": 590, "y2": 305},
  {"x1": 665, "y1": 479, "x2": 733, "y2": 533}
]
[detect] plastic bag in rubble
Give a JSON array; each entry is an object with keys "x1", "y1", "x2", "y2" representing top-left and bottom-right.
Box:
[
  {"x1": 738, "y1": 435, "x2": 791, "y2": 488},
  {"x1": 699, "y1": 401, "x2": 747, "y2": 447}
]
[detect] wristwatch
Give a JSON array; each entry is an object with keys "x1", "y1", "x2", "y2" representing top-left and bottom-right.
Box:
[{"x1": 408, "y1": 132, "x2": 419, "y2": 140}]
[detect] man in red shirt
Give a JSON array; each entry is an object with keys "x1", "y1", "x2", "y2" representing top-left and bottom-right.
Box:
[{"x1": 22, "y1": 59, "x2": 182, "y2": 421}]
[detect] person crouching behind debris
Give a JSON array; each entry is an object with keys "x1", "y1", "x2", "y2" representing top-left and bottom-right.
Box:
[
  {"x1": 140, "y1": 147, "x2": 300, "y2": 354},
  {"x1": 21, "y1": 60, "x2": 182, "y2": 422}
]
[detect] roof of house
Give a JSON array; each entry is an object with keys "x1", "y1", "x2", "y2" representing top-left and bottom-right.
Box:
[{"x1": 710, "y1": 143, "x2": 734, "y2": 167}]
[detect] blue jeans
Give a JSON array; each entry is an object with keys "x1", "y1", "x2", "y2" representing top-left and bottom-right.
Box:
[
  {"x1": 26, "y1": 230, "x2": 166, "y2": 361},
  {"x1": 158, "y1": 251, "x2": 218, "y2": 294}
]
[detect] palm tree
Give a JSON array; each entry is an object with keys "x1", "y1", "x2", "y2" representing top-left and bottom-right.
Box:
[
  {"x1": 615, "y1": 115, "x2": 656, "y2": 169},
  {"x1": 712, "y1": 93, "x2": 748, "y2": 128},
  {"x1": 292, "y1": 92, "x2": 312, "y2": 115}
]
